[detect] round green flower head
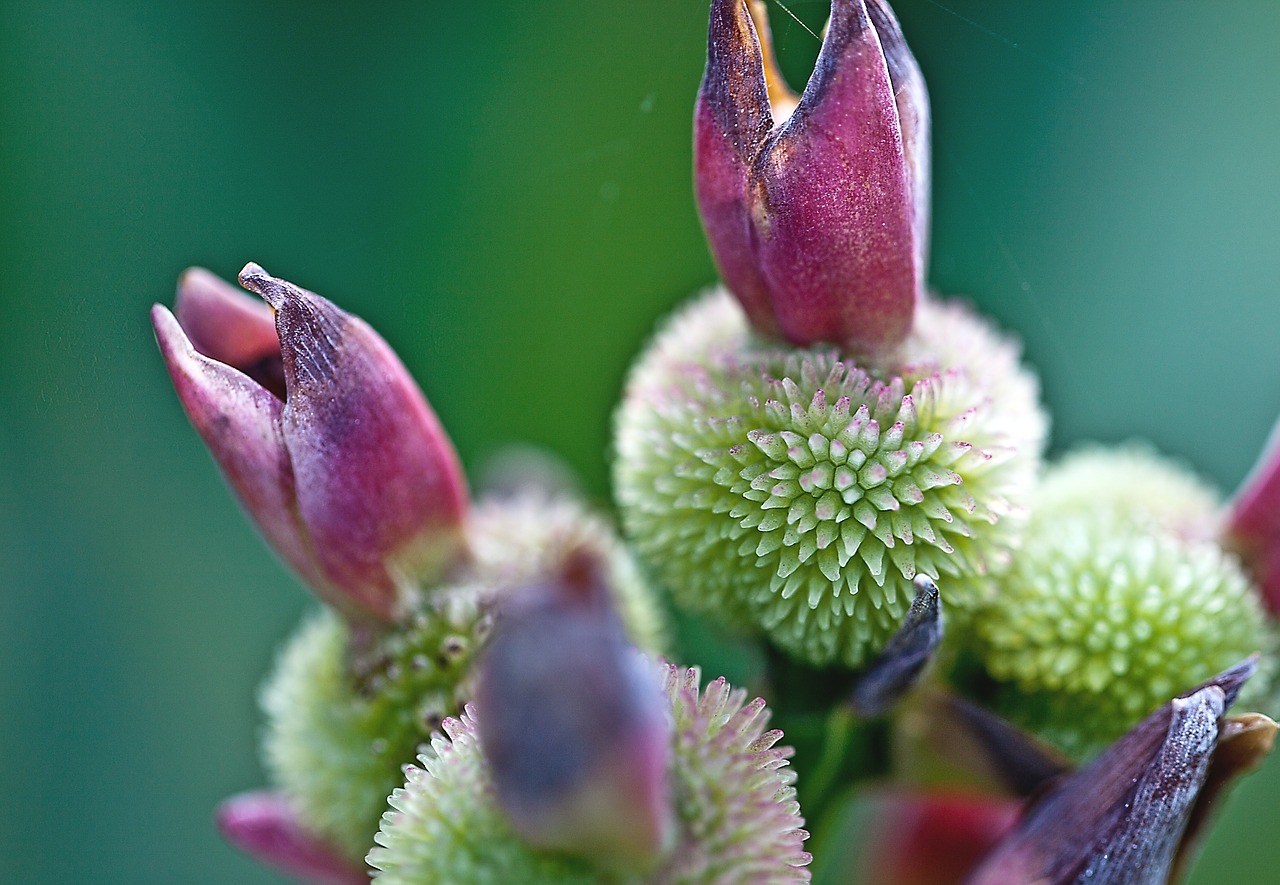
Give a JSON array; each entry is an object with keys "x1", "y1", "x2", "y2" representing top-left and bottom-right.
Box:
[
  {"x1": 976, "y1": 447, "x2": 1272, "y2": 759},
  {"x1": 614, "y1": 290, "x2": 1046, "y2": 667},
  {"x1": 260, "y1": 492, "x2": 665, "y2": 861},
  {"x1": 367, "y1": 662, "x2": 811, "y2": 884}
]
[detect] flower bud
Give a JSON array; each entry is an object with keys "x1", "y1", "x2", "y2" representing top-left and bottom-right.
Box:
[
  {"x1": 694, "y1": 0, "x2": 929, "y2": 357},
  {"x1": 1226, "y1": 415, "x2": 1280, "y2": 615},
  {"x1": 215, "y1": 791, "x2": 367, "y2": 885},
  {"x1": 968, "y1": 659, "x2": 1263, "y2": 885},
  {"x1": 152, "y1": 264, "x2": 468, "y2": 622},
  {"x1": 475, "y1": 549, "x2": 674, "y2": 867},
  {"x1": 850, "y1": 575, "x2": 944, "y2": 715},
  {"x1": 853, "y1": 790, "x2": 1019, "y2": 885}
]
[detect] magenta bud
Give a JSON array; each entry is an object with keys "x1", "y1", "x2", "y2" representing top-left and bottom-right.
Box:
[
  {"x1": 216, "y1": 791, "x2": 368, "y2": 885},
  {"x1": 152, "y1": 264, "x2": 469, "y2": 623},
  {"x1": 967, "y1": 658, "x2": 1260, "y2": 885},
  {"x1": 1226, "y1": 416, "x2": 1280, "y2": 615},
  {"x1": 694, "y1": 0, "x2": 929, "y2": 357},
  {"x1": 475, "y1": 550, "x2": 674, "y2": 868}
]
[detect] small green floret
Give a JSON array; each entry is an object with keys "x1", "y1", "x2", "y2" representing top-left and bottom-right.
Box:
[
  {"x1": 614, "y1": 291, "x2": 1044, "y2": 667},
  {"x1": 977, "y1": 449, "x2": 1272, "y2": 758},
  {"x1": 367, "y1": 663, "x2": 811, "y2": 884}
]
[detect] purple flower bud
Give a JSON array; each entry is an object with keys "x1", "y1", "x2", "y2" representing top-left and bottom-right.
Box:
[
  {"x1": 1225, "y1": 416, "x2": 1280, "y2": 615},
  {"x1": 694, "y1": 0, "x2": 929, "y2": 357},
  {"x1": 152, "y1": 264, "x2": 468, "y2": 623},
  {"x1": 216, "y1": 791, "x2": 368, "y2": 885},
  {"x1": 475, "y1": 549, "x2": 674, "y2": 868},
  {"x1": 967, "y1": 658, "x2": 1262, "y2": 885}
]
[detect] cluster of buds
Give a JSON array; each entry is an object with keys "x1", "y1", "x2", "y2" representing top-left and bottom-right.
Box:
[
  {"x1": 152, "y1": 0, "x2": 1280, "y2": 883},
  {"x1": 616, "y1": 0, "x2": 1046, "y2": 668}
]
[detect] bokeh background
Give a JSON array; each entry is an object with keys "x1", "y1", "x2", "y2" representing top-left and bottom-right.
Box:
[{"x1": 2, "y1": 1, "x2": 1278, "y2": 882}]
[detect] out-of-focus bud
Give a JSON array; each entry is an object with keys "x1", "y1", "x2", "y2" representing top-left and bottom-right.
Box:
[
  {"x1": 475, "y1": 549, "x2": 674, "y2": 868},
  {"x1": 152, "y1": 264, "x2": 468, "y2": 623},
  {"x1": 853, "y1": 791, "x2": 1019, "y2": 885},
  {"x1": 215, "y1": 791, "x2": 368, "y2": 885},
  {"x1": 694, "y1": 0, "x2": 929, "y2": 357},
  {"x1": 967, "y1": 658, "x2": 1265, "y2": 885},
  {"x1": 1226, "y1": 416, "x2": 1280, "y2": 615}
]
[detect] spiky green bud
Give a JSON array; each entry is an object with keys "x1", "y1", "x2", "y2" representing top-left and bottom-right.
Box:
[
  {"x1": 975, "y1": 448, "x2": 1272, "y2": 759},
  {"x1": 367, "y1": 662, "x2": 811, "y2": 884},
  {"x1": 614, "y1": 290, "x2": 1044, "y2": 667},
  {"x1": 259, "y1": 493, "x2": 665, "y2": 861}
]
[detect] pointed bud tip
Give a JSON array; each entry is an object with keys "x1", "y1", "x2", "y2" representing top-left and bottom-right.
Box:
[
  {"x1": 237, "y1": 261, "x2": 268, "y2": 287},
  {"x1": 236, "y1": 262, "x2": 297, "y2": 312},
  {"x1": 149, "y1": 301, "x2": 175, "y2": 336},
  {"x1": 850, "y1": 574, "x2": 944, "y2": 715}
]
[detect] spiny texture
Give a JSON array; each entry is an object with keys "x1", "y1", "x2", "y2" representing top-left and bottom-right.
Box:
[
  {"x1": 654, "y1": 664, "x2": 811, "y2": 884},
  {"x1": 367, "y1": 663, "x2": 811, "y2": 884},
  {"x1": 614, "y1": 290, "x2": 1044, "y2": 667},
  {"x1": 977, "y1": 450, "x2": 1271, "y2": 759},
  {"x1": 260, "y1": 493, "x2": 664, "y2": 861}
]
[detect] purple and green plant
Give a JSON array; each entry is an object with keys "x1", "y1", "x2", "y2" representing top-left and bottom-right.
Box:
[{"x1": 152, "y1": 1, "x2": 1280, "y2": 883}]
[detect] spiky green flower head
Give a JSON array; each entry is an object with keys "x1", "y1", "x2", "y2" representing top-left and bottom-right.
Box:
[
  {"x1": 367, "y1": 662, "x2": 811, "y2": 884},
  {"x1": 975, "y1": 447, "x2": 1273, "y2": 759},
  {"x1": 613, "y1": 289, "x2": 1045, "y2": 668},
  {"x1": 260, "y1": 492, "x2": 665, "y2": 861}
]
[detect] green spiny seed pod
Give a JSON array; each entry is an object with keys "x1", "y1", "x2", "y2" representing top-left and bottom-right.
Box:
[
  {"x1": 976, "y1": 448, "x2": 1272, "y2": 759},
  {"x1": 614, "y1": 290, "x2": 1045, "y2": 667},
  {"x1": 259, "y1": 493, "x2": 665, "y2": 861},
  {"x1": 367, "y1": 662, "x2": 811, "y2": 884}
]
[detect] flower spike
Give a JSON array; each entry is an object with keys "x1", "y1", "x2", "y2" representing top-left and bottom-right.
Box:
[
  {"x1": 695, "y1": 0, "x2": 929, "y2": 357},
  {"x1": 153, "y1": 264, "x2": 469, "y2": 623}
]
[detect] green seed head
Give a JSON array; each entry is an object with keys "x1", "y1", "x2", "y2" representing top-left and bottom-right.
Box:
[
  {"x1": 367, "y1": 662, "x2": 811, "y2": 884},
  {"x1": 259, "y1": 493, "x2": 665, "y2": 861},
  {"x1": 976, "y1": 448, "x2": 1272, "y2": 759},
  {"x1": 614, "y1": 290, "x2": 1045, "y2": 667}
]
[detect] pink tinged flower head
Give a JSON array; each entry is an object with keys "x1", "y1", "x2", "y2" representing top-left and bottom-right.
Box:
[
  {"x1": 152, "y1": 264, "x2": 468, "y2": 624},
  {"x1": 967, "y1": 658, "x2": 1263, "y2": 885},
  {"x1": 1225, "y1": 416, "x2": 1280, "y2": 615},
  {"x1": 694, "y1": 0, "x2": 929, "y2": 357},
  {"x1": 216, "y1": 791, "x2": 368, "y2": 885},
  {"x1": 475, "y1": 549, "x2": 675, "y2": 869}
]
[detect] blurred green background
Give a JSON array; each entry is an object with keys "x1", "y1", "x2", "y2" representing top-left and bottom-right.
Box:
[{"x1": 2, "y1": 1, "x2": 1278, "y2": 882}]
